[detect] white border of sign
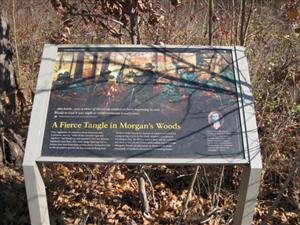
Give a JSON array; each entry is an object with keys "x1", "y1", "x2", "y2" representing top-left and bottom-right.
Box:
[{"x1": 23, "y1": 44, "x2": 262, "y2": 225}]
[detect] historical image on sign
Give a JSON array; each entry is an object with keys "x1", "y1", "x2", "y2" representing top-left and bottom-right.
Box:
[{"x1": 41, "y1": 47, "x2": 244, "y2": 159}]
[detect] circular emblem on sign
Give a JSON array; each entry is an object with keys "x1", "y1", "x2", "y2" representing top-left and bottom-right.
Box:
[{"x1": 208, "y1": 111, "x2": 224, "y2": 130}]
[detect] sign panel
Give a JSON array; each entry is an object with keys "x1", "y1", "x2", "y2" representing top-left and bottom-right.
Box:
[
  {"x1": 41, "y1": 46, "x2": 245, "y2": 159},
  {"x1": 24, "y1": 45, "x2": 261, "y2": 225}
]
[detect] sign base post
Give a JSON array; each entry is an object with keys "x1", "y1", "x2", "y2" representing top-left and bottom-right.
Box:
[
  {"x1": 23, "y1": 163, "x2": 50, "y2": 225},
  {"x1": 234, "y1": 165, "x2": 262, "y2": 225}
]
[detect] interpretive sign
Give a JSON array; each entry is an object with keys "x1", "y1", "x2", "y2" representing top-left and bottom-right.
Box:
[
  {"x1": 42, "y1": 46, "x2": 247, "y2": 161},
  {"x1": 23, "y1": 45, "x2": 262, "y2": 225}
]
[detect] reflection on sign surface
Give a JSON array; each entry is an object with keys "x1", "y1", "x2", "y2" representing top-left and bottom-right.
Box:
[{"x1": 42, "y1": 47, "x2": 244, "y2": 159}]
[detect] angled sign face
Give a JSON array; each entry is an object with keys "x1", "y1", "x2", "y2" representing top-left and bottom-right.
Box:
[
  {"x1": 30, "y1": 45, "x2": 255, "y2": 164},
  {"x1": 23, "y1": 45, "x2": 262, "y2": 225}
]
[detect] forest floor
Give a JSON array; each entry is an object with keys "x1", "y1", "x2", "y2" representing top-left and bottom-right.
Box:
[{"x1": 0, "y1": 1, "x2": 299, "y2": 225}]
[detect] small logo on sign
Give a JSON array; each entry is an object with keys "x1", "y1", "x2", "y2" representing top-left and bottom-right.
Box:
[{"x1": 208, "y1": 111, "x2": 224, "y2": 130}]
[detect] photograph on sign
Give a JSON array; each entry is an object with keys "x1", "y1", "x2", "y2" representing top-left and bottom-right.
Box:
[{"x1": 41, "y1": 47, "x2": 244, "y2": 159}]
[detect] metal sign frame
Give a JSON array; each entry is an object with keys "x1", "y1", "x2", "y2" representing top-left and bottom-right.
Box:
[{"x1": 23, "y1": 44, "x2": 262, "y2": 225}]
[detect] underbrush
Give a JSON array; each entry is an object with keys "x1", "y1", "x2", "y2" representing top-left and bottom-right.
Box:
[{"x1": 0, "y1": 1, "x2": 299, "y2": 224}]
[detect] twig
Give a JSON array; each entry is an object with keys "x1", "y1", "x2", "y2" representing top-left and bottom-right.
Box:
[
  {"x1": 257, "y1": 90, "x2": 270, "y2": 128},
  {"x1": 197, "y1": 176, "x2": 210, "y2": 196},
  {"x1": 12, "y1": 0, "x2": 20, "y2": 89},
  {"x1": 211, "y1": 176, "x2": 218, "y2": 207},
  {"x1": 178, "y1": 165, "x2": 200, "y2": 223},
  {"x1": 138, "y1": 166, "x2": 149, "y2": 214},
  {"x1": 202, "y1": 2, "x2": 208, "y2": 39},
  {"x1": 1, "y1": 133, "x2": 6, "y2": 164},
  {"x1": 214, "y1": 166, "x2": 224, "y2": 207},
  {"x1": 176, "y1": 173, "x2": 194, "y2": 179},
  {"x1": 234, "y1": 0, "x2": 240, "y2": 45},
  {"x1": 142, "y1": 168, "x2": 157, "y2": 208},
  {"x1": 83, "y1": 213, "x2": 89, "y2": 225},
  {"x1": 230, "y1": 0, "x2": 235, "y2": 45},
  {"x1": 243, "y1": 0, "x2": 255, "y2": 46},
  {"x1": 203, "y1": 166, "x2": 211, "y2": 196},
  {"x1": 68, "y1": 12, "x2": 131, "y2": 34},
  {"x1": 208, "y1": 0, "x2": 213, "y2": 45},
  {"x1": 261, "y1": 149, "x2": 300, "y2": 225}
]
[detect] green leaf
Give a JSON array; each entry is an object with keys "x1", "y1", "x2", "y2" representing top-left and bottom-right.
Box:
[
  {"x1": 267, "y1": 59, "x2": 275, "y2": 67},
  {"x1": 291, "y1": 104, "x2": 300, "y2": 113}
]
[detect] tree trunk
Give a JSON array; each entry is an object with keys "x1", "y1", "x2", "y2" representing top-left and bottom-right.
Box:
[
  {"x1": 239, "y1": 0, "x2": 246, "y2": 46},
  {"x1": 129, "y1": 0, "x2": 140, "y2": 45},
  {"x1": 0, "y1": 13, "x2": 24, "y2": 165},
  {"x1": 0, "y1": 15, "x2": 16, "y2": 102}
]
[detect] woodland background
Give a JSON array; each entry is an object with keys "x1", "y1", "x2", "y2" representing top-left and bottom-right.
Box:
[{"x1": 0, "y1": 0, "x2": 299, "y2": 224}]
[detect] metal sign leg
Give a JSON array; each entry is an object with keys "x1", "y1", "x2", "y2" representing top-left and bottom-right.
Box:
[
  {"x1": 23, "y1": 163, "x2": 50, "y2": 225},
  {"x1": 233, "y1": 165, "x2": 261, "y2": 225}
]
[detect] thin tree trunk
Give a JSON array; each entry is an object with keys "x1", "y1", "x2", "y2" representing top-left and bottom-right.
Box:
[
  {"x1": 243, "y1": 0, "x2": 255, "y2": 45},
  {"x1": 208, "y1": 0, "x2": 213, "y2": 45},
  {"x1": 183, "y1": 165, "x2": 200, "y2": 213},
  {"x1": 239, "y1": 0, "x2": 246, "y2": 46},
  {"x1": 12, "y1": 0, "x2": 20, "y2": 89},
  {"x1": 178, "y1": 165, "x2": 200, "y2": 223},
  {"x1": 139, "y1": 167, "x2": 150, "y2": 213},
  {"x1": 234, "y1": 0, "x2": 240, "y2": 45},
  {"x1": 127, "y1": 1, "x2": 149, "y2": 215},
  {"x1": 230, "y1": 0, "x2": 235, "y2": 45},
  {"x1": 128, "y1": 0, "x2": 138, "y2": 45}
]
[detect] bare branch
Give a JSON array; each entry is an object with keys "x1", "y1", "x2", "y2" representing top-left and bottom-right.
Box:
[
  {"x1": 178, "y1": 165, "x2": 200, "y2": 223},
  {"x1": 67, "y1": 12, "x2": 131, "y2": 34},
  {"x1": 243, "y1": 0, "x2": 255, "y2": 45}
]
